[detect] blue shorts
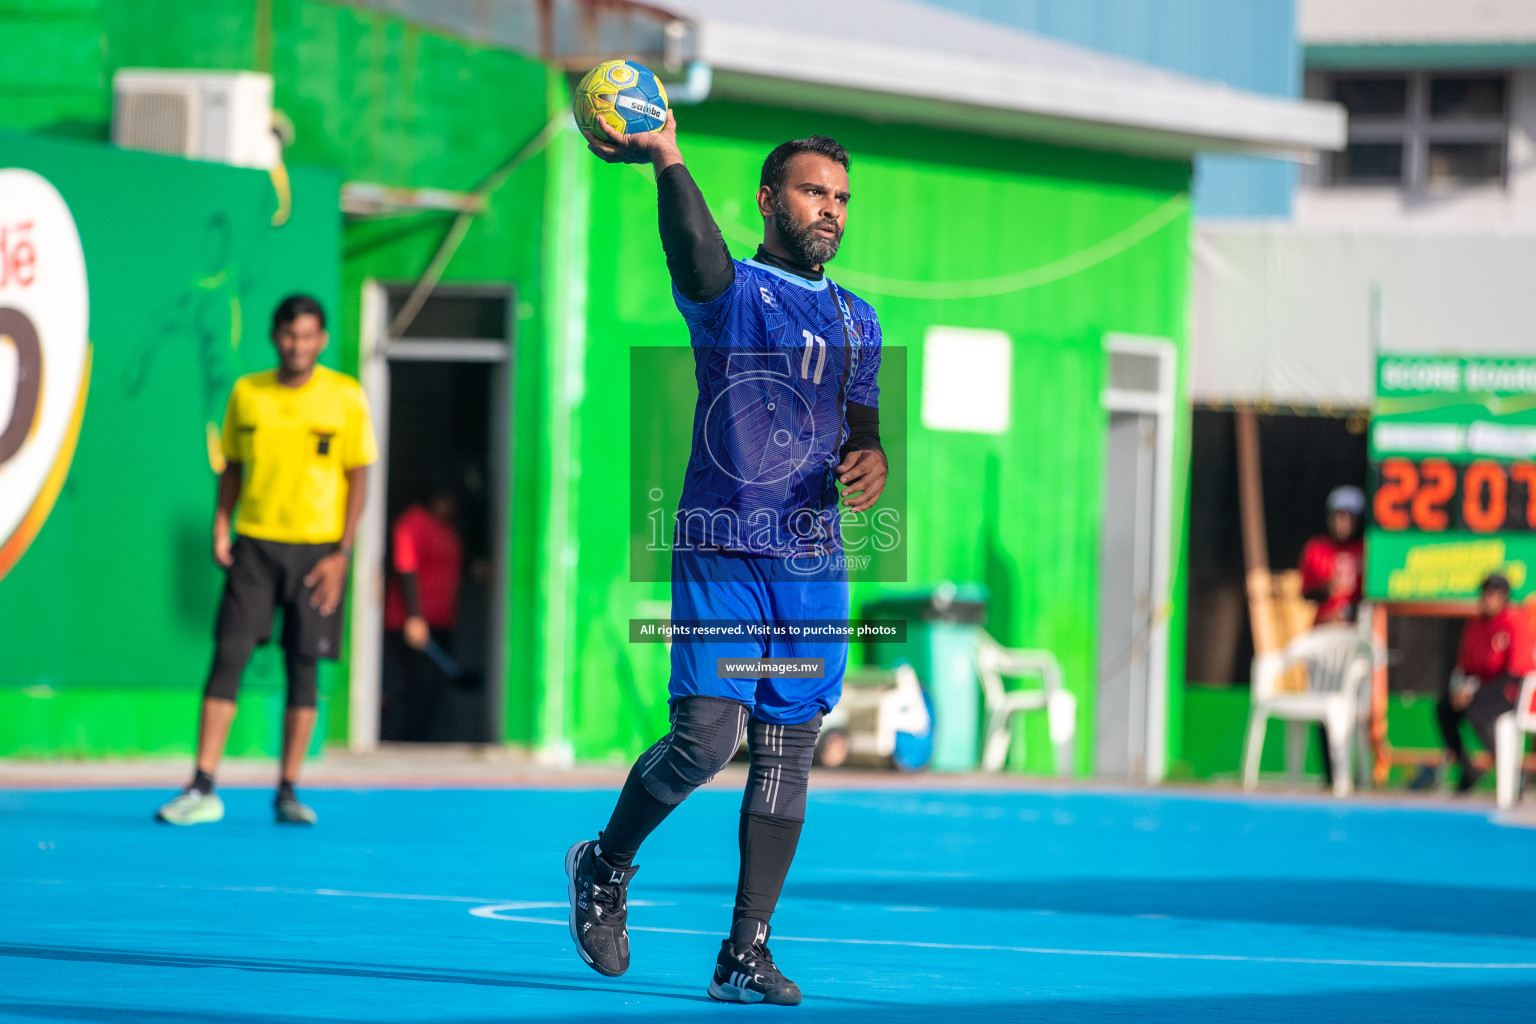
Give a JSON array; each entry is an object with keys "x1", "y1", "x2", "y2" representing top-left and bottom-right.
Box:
[{"x1": 669, "y1": 545, "x2": 849, "y2": 724}]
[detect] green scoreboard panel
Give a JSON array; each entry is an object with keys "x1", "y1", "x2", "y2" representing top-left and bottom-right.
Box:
[{"x1": 1367, "y1": 355, "x2": 1536, "y2": 601}]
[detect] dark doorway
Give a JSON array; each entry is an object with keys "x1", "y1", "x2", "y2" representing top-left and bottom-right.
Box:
[
  {"x1": 380, "y1": 360, "x2": 497, "y2": 742},
  {"x1": 1185, "y1": 409, "x2": 1369, "y2": 685}
]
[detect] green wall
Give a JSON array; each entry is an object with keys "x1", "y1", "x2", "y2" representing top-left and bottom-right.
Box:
[
  {"x1": 562, "y1": 100, "x2": 1193, "y2": 772},
  {"x1": 2, "y1": 0, "x2": 1197, "y2": 773},
  {"x1": 0, "y1": 133, "x2": 340, "y2": 756},
  {"x1": 0, "y1": 0, "x2": 564, "y2": 752},
  {"x1": 103, "y1": 0, "x2": 568, "y2": 750}
]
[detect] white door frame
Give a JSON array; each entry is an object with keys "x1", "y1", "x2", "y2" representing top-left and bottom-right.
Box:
[
  {"x1": 349, "y1": 279, "x2": 512, "y2": 751},
  {"x1": 350, "y1": 283, "x2": 389, "y2": 752},
  {"x1": 1101, "y1": 333, "x2": 1177, "y2": 783}
]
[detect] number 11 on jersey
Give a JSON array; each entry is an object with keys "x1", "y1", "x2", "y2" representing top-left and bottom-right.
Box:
[{"x1": 801, "y1": 330, "x2": 826, "y2": 384}]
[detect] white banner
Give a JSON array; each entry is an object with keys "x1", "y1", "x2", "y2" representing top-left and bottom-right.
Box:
[{"x1": 0, "y1": 168, "x2": 90, "y2": 577}]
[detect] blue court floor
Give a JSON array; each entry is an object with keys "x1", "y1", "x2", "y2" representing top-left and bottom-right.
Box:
[{"x1": 3, "y1": 785, "x2": 1535, "y2": 1022}]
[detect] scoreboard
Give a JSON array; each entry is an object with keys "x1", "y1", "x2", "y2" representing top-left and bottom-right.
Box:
[
  {"x1": 1367, "y1": 356, "x2": 1536, "y2": 601},
  {"x1": 1373, "y1": 458, "x2": 1536, "y2": 534}
]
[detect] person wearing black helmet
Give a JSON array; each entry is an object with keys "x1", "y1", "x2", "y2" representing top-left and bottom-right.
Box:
[
  {"x1": 1298, "y1": 485, "x2": 1366, "y2": 789},
  {"x1": 1299, "y1": 485, "x2": 1365, "y2": 626}
]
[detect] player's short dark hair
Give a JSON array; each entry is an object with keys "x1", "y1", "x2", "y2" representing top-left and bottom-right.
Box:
[
  {"x1": 760, "y1": 135, "x2": 851, "y2": 191},
  {"x1": 272, "y1": 294, "x2": 326, "y2": 333},
  {"x1": 1483, "y1": 572, "x2": 1511, "y2": 595}
]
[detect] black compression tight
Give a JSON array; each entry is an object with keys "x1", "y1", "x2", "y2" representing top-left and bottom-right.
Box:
[
  {"x1": 203, "y1": 641, "x2": 318, "y2": 709},
  {"x1": 734, "y1": 811, "x2": 803, "y2": 926}
]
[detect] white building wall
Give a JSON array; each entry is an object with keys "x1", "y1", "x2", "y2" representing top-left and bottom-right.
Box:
[
  {"x1": 1194, "y1": 226, "x2": 1536, "y2": 407},
  {"x1": 1300, "y1": 0, "x2": 1536, "y2": 44},
  {"x1": 1196, "y1": 0, "x2": 1536, "y2": 405},
  {"x1": 1295, "y1": 69, "x2": 1536, "y2": 227}
]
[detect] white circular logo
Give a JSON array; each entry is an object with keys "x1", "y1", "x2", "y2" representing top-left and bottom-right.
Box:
[
  {"x1": 704, "y1": 376, "x2": 817, "y2": 485},
  {"x1": 0, "y1": 168, "x2": 90, "y2": 578}
]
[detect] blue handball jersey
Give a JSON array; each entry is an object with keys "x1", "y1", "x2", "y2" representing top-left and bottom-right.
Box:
[{"x1": 673, "y1": 257, "x2": 882, "y2": 560}]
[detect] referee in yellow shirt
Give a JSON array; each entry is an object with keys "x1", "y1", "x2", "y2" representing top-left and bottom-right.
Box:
[{"x1": 157, "y1": 295, "x2": 378, "y2": 826}]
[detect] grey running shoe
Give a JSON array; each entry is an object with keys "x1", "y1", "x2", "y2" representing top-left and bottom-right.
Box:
[
  {"x1": 155, "y1": 790, "x2": 225, "y2": 826},
  {"x1": 565, "y1": 840, "x2": 638, "y2": 977},
  {"x1": 275, "y1": 796, "x2": 318, "y2": 825},
  {"x1": 707, "y1": 919, "x2": 802, "y2": 1006}
]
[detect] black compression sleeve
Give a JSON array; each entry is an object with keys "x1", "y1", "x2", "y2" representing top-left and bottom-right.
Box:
[
  {"x1": 734, "y1": 812, "x2": 803, "y2": 926},
  {"x1": 401, "y1": 572, "x2": 423, "y2": 620},
  {"x1": 657, "y1": 163, "x2": 734, "y2": 304},
  {"x1": 840, "y1": 401, "x2": 883, "y2": 459}
]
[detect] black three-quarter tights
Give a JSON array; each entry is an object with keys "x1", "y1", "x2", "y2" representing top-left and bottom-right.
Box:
[
  {"x1": 734, "y1": 812, "x2": 803, "y2": 926},
  {"x1": 597, "y1": 778, "x2": 804, "y2": 928},
  {"x1": 205, "y1": 642, "x2": 319, "y2": 709}
]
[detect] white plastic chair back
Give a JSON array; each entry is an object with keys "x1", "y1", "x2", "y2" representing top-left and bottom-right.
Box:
[
  {"x1": 1245, "y1": 624, "x2": 1373, "y2": 797},
  {"x1": 1518, "y1": 673, "x2": 1536, "y2": 733},
  {"x1": 1258, "y1": 624, "x2": 1369, "y2": 701},
  {"x1": 976, "y1": 638, "x2": 1007, "y2": 708},
  {"x1": 974, "y1": 632, "x2": 1073, "y2": 775}
]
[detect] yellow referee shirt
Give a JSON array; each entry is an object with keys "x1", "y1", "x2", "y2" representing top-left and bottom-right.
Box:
[{"x1": 220, "y1": 366, "x2": 379, "y2": 544}]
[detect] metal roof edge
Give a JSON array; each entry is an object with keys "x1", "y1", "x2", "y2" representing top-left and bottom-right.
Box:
[{"x1": 696, "y1": 18, "x2": 1345, "y2": 158}]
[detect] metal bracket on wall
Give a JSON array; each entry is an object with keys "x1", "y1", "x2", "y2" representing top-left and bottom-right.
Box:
[{"x1": 341, "y1": 183, "x2": 487, "y2": 218}]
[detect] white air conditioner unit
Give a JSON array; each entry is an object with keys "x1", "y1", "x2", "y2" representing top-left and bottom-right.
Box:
[{"x1": 112, "y1": 69, "x2": 280, "y2": 170}]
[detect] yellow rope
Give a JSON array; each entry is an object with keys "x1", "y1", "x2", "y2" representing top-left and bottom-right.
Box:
[
  {"x1": 268, "y1": 161, "x2": 292, "y2": 227},
  {"x1": 713, "y1": 192, "x2": 1188, "y2": 300},
  {"x1": 625, "y1": 162, "x2": 1187, "y2": 301}
]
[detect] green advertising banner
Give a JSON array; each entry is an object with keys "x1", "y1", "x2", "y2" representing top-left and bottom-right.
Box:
[
  {"x1": 0, "y1": 133, "x2": 340, "y2": 756},
  {"x1": 1367, "y1": 354, "x2": 1536, "y2": 601}
]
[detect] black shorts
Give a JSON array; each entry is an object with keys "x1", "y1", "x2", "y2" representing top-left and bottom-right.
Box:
[{"x1": 215, "y1": 536, "x2": 345, "y2": 660}]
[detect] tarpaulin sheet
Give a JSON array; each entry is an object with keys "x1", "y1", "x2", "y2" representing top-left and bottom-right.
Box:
[{"x1": 1194, "y1": 224, "x2": 1536, "y2": 407}]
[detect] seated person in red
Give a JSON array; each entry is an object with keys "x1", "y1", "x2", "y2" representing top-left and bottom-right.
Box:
[
  {"x1": 381, "y1": 480, "x2": 463, "y2": 741},
  {"x1": 1434, "y1": 573, "x2": 1533, "y2": 793},
  {"x1": 1299, "y1": 485, "x2": 1365, "y2": 626}
]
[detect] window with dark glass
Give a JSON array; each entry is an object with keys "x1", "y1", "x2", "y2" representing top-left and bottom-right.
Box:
[
  {"x1": 1333, "y1": 77, "x2": 1408, "y2": 119},
  {"x1": 1333, "y1": 143, "x2": 1404, "y2": 183},
  {"x1": 1320, "y1": 71, "x2": 1508, "y2": 189},
  {"x1": 1427, "y1": 142, "x2": 1504, "y2": 184},
  {"x1": 1429, "y1": 76, "x2": 1506, "y2": 120}
]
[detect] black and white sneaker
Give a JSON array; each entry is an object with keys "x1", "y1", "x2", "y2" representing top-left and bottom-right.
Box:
[
  {"x1": 564, "y1": 840, "x2": 638, "y2": 977},
  {"x1": 707, "y1": 919, "x2": 802, "y2": 1006}
]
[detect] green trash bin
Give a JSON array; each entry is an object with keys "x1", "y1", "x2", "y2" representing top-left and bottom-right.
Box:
[{"x1": 862, "y1": 582, "x2": 988, "y2": 773}]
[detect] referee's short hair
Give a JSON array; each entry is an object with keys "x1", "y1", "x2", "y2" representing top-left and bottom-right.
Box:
[
  {"x1": 760, "y1": 135, "x2": 850, "y2": 192},
  {"x1": 272, "y1": 294, "x2": 326, "y2": 332}
]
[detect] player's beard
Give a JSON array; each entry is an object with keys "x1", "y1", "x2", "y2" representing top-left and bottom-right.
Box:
[{"x1": 773, "y1": 193, "x2": 841, "y2": 267}]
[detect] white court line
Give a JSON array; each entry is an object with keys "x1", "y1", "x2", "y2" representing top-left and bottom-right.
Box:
[
  {"x1": 468, "y1": 908, "x2": 1536, "y2": 970},
  {"x1": 21, "y1": 877, "x2": 1531, "y2": 973},
  {"x1": 139, "y1": 882, "x2": 672, "y2": 909}
]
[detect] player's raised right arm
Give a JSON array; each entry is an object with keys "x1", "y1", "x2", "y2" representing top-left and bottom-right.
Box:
[{"x1": 585, "y1": 112, "x2": 734, "y2": 304}]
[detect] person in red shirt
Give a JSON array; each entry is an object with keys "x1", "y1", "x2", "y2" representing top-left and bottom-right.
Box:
[
  {"x1": 381, "y1": 481, "x2": 464, "y2": 741},
  {"x1": 1299, "y1": 486, "x2": 1365, "y2": 626},
  {"x1": 1434, "y1": 573, "x2": 1533, "y2": 792},
  {"x1": 1298, "y1": 486, "x2": 1366, "y2": 789}
]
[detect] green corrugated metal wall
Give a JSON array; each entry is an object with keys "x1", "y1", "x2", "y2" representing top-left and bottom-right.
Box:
[
  {"x1": 565, "y1": 101, "x2": 1192, "y2": 773},
  {"x1": 0, "y1": 134, "x2": 341, "y2": 757},
  {"x1": 1, "y1": 0, "x2": 1193, "y2": 774},
  {"x1": 0, "y1": 0, "x2": 562, "y2": 752}
]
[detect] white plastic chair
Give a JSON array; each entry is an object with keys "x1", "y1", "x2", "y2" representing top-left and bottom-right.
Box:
[
  {"x1": 974, "y1": 634, "x2": 1076, "y2": 775},
  {"x1": 1495, "y1": 673, "x2": 1536, "y2": 809},
  {"x1": 1242, "y1": 623, "x2": 1373, "y2": 797}
]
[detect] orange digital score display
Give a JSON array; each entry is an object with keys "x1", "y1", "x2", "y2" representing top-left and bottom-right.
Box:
[{"x1": 1372, "y1": 457, "x2": 1536, "y2": 534}]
